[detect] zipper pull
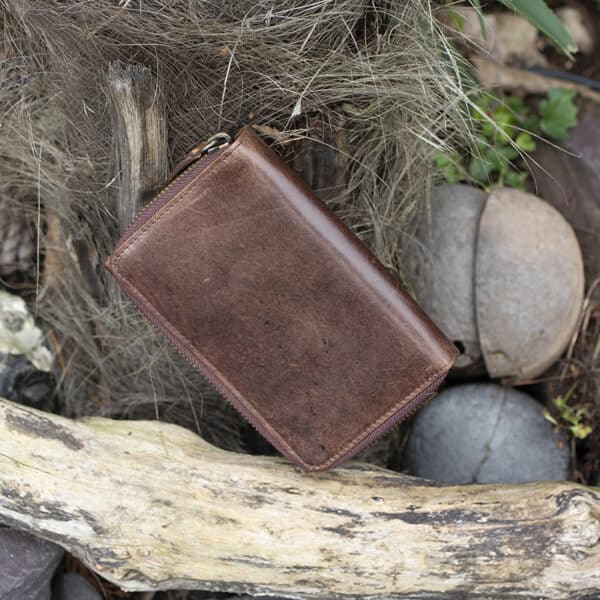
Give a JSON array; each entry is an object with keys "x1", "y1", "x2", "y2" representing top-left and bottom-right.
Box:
[{"x1": 169, "y1": 132, "x2": 232, "y2": 181}]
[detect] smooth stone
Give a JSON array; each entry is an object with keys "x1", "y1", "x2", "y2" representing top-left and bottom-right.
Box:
[
  {"x1": 476, "y1": 188, "x2": 584, "y2": 380},
  {"x1": 0, "y1": 527, "x2": 63, "y2": 600},
  {"x1": 52, "y1": 572, "x2": 101, "y2": 600},
  {"x1": 405, "y1": 384, "x2": 570, "y2": 484},
  {"x1": 405, "y1": 184, "x2": 486, "y2": 372}
]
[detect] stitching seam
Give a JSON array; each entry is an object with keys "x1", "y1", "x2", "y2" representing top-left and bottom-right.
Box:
[
  {"x1": 113, "y1": 129, "x2": 249, "y2": 261},
  {"x1": 312, "y1": 357, "x2": 453, "y2": 469}
]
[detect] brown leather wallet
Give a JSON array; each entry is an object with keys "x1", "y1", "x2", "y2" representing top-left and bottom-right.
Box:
[{"x1": 104, "y1": 126, "x2": 458, "y2": 471}]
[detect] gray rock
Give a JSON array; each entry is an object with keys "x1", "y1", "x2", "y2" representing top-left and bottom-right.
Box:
[
  {"x1": 0, "y1": 527, "x2": 63, "y2": 600},
  {"x1": 405, "y1": 184, "x2": 486, "y2": 373},
  {"x1": 476, "y1": 188, "x2": 584, "y2": 380},
  {"x1": 405, "y1": 384, "x2": 570, "y2": 484},
  {"x1": 52, "y1": 572, "x2": 101, "y2": 600}
]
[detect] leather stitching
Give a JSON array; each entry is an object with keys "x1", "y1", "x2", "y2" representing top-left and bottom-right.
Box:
[
  {"x1": 315, "y1": 358, "x2": 453, "y2": 469},
  {"x1": 110, "y1": 131, "x2": 453, "y2": 471},
  {"x1": 107, "y1": 272, "x2": 318, "y2": 468},
  {"x1": 113, "y1": 128, "x2": 250, "y2": 260}
]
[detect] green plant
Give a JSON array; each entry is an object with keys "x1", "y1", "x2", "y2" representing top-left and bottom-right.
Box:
[
  {"x1": 435, "y1": 89, "x2": 579, "y2": 190},
  {"x1": 539, "y1": 89, "x2": 578, "y2": 140},
  {"x1": 544, "y1": 384, "x2": 593, "y2": 440},
  {"x1": 467, "y1": 0, "x2": 577, "y2": 56}
]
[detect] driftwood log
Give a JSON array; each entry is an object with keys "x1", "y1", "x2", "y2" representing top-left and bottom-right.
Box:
[{"x1": 0, "y1": 397, "x2": 598, "y2": 598}]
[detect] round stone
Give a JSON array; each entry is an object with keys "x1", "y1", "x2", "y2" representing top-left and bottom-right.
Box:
[
  {"x1": 476, "y1": 188, "x2": 584, "y2": 380},
  {"x1": 404, "y1": 384, "x2": 570, "y2": 484},
  {"x1": 404, "y1": 184, "x2": 486, "y2": 373}
]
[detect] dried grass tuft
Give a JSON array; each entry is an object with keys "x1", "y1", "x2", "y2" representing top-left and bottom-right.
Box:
[{"x1": 0, "y1": 0, "x2": 474, "y2": 452}]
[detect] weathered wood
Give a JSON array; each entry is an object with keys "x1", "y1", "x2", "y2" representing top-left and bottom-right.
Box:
[
  {"x1": 107, "y1": 62, "x2": 168, "y2": 233},
  {"x1": 0, "y1": 398, "x2": 597, "y2": 598}
]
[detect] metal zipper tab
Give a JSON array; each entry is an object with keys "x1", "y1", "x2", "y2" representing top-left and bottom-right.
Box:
[
  {"x1": 169, "y1": 132, "x2": 232, "y2": 181},
  {"x1": 108, "y1": 138, "x2": 231, "y2": 256}
]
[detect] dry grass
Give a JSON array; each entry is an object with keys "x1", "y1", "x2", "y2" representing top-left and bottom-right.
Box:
[{"x1": 0, "y1": 0, "x2": 474, "y2": 452}]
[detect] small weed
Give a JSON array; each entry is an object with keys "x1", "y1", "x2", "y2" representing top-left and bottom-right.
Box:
[
  {"x1": 435, "y1": 89, "x2": 579, "y2": 191},
  {"x1": 544, "y1": 383, "x2": 593, "y2": 440},
  {"x1": 538, "y1": 89, "x2": 578, "y2": 140}
]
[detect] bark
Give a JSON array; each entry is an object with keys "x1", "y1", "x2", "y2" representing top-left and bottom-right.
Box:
[{"x1": 0, "y1": 397, "x2": 598, "y2": 598}]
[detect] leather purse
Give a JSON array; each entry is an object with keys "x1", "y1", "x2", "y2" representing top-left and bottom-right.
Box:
[{"x1": 104, "y1": 126, "x2": 458, "y2": 471}]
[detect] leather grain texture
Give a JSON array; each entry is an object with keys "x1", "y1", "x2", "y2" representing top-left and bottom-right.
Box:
[{"x1": 105, "y1": 126, "x2": 457, "y2": 471}]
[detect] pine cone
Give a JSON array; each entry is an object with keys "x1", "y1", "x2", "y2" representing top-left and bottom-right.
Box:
[{"x1": 0, "y1": 200, "x2": 35, "y2": 279}]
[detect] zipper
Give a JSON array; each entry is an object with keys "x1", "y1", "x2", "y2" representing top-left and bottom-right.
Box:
[
  {"x1": 112, "y1": 134, "x2": 231, "y2": 254},
  {"x1": 106, "y1": 131, "x2": 448, "y2": 471},
  {"x1": 324, "y1": 370, "x2": 448, "y2": 469}
]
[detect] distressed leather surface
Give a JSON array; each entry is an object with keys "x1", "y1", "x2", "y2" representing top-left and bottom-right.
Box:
[{"x1": 106, "y1": 126, "x2": 457, "y2": 470}]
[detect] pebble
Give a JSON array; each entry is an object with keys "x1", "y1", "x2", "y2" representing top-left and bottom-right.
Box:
[
  {"x1": 405, "y1": 184, "x2": 486, "y2": 374},
  {"x1": 476, "y1": 188, "x2": 584, "y2": 380},
  {"x1": 404, "y1": 384, "x2": 570, "y2": 484}
]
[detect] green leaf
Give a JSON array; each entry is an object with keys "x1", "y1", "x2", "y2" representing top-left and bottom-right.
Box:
[
  {"x1": 473, "y1": 92, "x2": 493, "y2": 113},
  {"x1": 522, "y1": 113, "x2": 540, "y2": 132},
  {"x1": 435, "y1": 152, "x2": 465, "y2": 184},
  {"x1": 493, "y1": 106, "x2": 516, "y2": 127},
  {"x1": 496, "y1": 144, "x2": 519, "y2": 163},
  {"x1": 504, "y1": 95, "x2": 527, "y2": 116},
  {"x1": 493, "y1": 106, "x2": 518, "y2": 140},
  {"x1": 478, "y1": 116, "x2": 497, "y2": 140},
  {"x1": 515, "y1": 132, "x2": 536, "y2": 152},
  {"x1": 446, "y1": 10, "x2": 466, "y2": 32},
  {"x1": 496, "y1": 0, "x2": 577, "y2": 57},
  {"x1": 539, "y1": 89, "x2": 578, "y2": 140},
  {"x1": 504, "y1": 170, "x2": 528, "y2": 189},
  {"x1": 469, "y1": 155, "x2": 493, "y2": 185},
  {"x1": 571, "y1": 423, "x2": 592, "y2": 440},
  {"x1": 553, "y1": 394, "x2": 566, "y2": 409}
]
